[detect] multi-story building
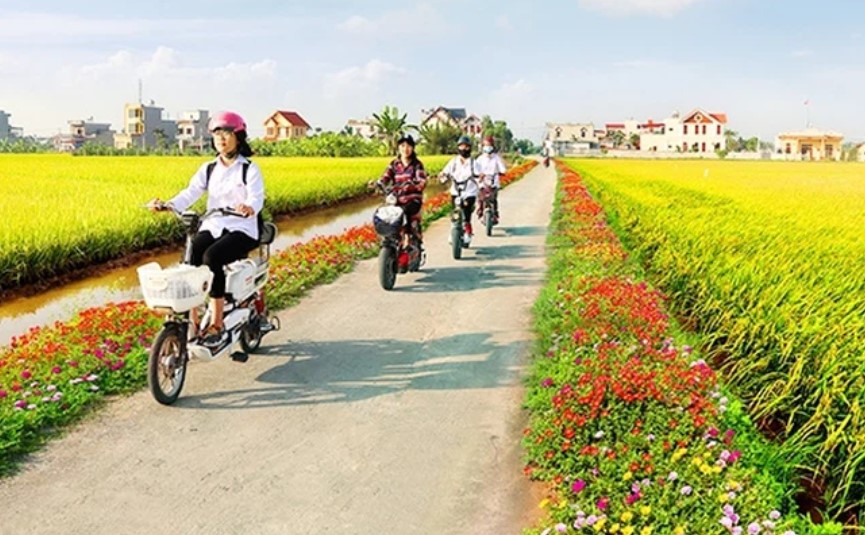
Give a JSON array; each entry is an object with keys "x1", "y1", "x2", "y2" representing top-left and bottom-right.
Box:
[
  {"x1": 545, "y1": 122, "x2": 599, "y2": 154},
  {"x1": 638, "y1": 109, "x2": 728, "y2": 153},
  {"x1": 420, "y1": 107, "x2": 482, "y2": 136},
  {"x1": 176, "y1": 110, "x2": 211, "y2": 152},
  {"x1": 54, "y1": 119, "x2": 114, "y2": 152},
  {"x1": 114, "y1": 102, "x2": 178, "y2": 150},
  {"x1": 263, "y1": 110, "x2": 311, "y2": 141},
  {"x1": 0, "y1": 111, "x2": 13, "y2": 140}
]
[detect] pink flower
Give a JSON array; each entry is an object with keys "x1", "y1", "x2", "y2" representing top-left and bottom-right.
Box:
[
  {"x1": 597, "y1": 496, "x2": 609, "y2": 510},
  {"x1": 541, "y1": 377, "x2": 554, "y2": 388},
  {"x1": 21, "y1": 370, "x2": 32, "y2": 380},
  {"x1": 67, "y1": 360, "x2": 79, "y2": 368},
  {"x1": 0, "y1": 390, "x2": 6, "y2": 399},
  {"x1": 14, "y1": 400, "x2": 27, "y2": 409},
  {"x1": 51, "y1": 366, "x2": 62, "y2": 374},
  {"x1": 572, "y1": 479, "x2": 586, "y2": 493}
]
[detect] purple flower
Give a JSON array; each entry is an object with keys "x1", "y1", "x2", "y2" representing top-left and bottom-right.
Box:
[
  {"x1": 681, "y1": 485, "x2": 692, "y2": 496},
  {"x1": 768, "y1": 511, "x2": 781, "y2": 521},
  {"x1": 748, "y1": 522, "x2": 762, "y2": 534},
  {"x1": 555, "y1": 523, "x2": 567, "y2": 533},
  {"x1": 721, "y1": 517, "x2": 734, "y2": 529},
  {"x1": 667, "y1": 471, "x2": 678, "y2": 482}
]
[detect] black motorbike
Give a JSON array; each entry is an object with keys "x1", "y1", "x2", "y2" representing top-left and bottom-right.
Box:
[
  {"x1": 372, "y1": 184, "x2": 424, "y2": 290},
  {"x1": 440, "y1": 174, "x2": 477, "y2": 260}
]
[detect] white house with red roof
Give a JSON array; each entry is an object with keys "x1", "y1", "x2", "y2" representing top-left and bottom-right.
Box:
[
  {"x1": 263, "y1": 110, "x2": 311, "y2": 141},
  {"x1": 639, "y1": 109, "x2": 728, "y2": 153}
]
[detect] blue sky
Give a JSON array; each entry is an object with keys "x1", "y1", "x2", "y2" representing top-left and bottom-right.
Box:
[{"x1": 2, "y1": 0, "x2": 864, "y2": 143}]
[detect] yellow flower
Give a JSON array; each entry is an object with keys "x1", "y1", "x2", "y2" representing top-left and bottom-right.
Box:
[
  {"x1": 712, "y1": 465, "x2": 723, "y2": 475},
  {"x1": 621, "y1": 527, "x2": 635, "y2": 535},
  {"x1": 620, "y1": 511, "x2": 634, "y2": 523},
  {"x1": 673, "y1": 527, "x2": 685, "y2": 535},
  {"x1": 640, "y1": 527, "x2": 653, "y2": 535},
  {"x1": 610, "y1": 523, "x2": 621, "y2": 533},
  {"x1": 691, "y1": 457, "x2": 702, "y2": 466},
  {"x1": 639, "y1": 505, "x2": 651, "y2": 517},
  {"x1": 727, "y1": 480, "x2": 741, "y2": 491},
  {"x1": 718, "y1": 493, "x2": 729, "y2": 503},
  {"x1": 700, "y1": 464, "x2": 713, "y2": 475},
  {"x1": 594, "y1": 517, "x2": 607, "y2": 531},
  {"x1": 538, "y1": 498, "x2": 550, "y2": 509},
  {"x1": 672, "y1": 448, "x2": 688, "y2": 462},
  {"x1": 623, "y1": 470, "x2": 633, "y2": 481}
]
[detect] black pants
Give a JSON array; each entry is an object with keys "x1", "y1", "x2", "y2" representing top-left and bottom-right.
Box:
[
  {"x1": 452, "y1": 195, "x2": 477, "y2": 225},
  {"x1": 400, "y1": 199, "x2": 423, "y2": 241},
  {"x1": 191, "y1": 230, "x2": 259, "y2": 298}
]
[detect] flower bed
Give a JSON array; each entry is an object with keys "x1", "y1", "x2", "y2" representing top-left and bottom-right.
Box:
[
  {"x1": 0, "y1": 159, "x2": 537, "y2": 475},
  {"x1": 522, "y1": 163, "x2": 835, "y2": 534}
]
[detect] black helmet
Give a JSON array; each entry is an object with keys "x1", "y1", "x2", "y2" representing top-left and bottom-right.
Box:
[{"x1": 396, "y1": 133, "x2": 416, "y2": 147}]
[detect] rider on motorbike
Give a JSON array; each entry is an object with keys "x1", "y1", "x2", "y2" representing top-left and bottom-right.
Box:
[
  {"x1": 440, "y1": 135, "x2": 480, "y2": 245},
  {"x1": 371, "y1": 133, "x2": 427, "y2": 251},
  {"x1": 149, "y1": 111, "x2": 264, "y2": 347},
  {"x1": 475, "y1": 135, "x2": 507, "y2": 224}
]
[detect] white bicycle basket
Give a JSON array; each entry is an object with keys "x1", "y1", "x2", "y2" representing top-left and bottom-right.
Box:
[{"x1": 137, "y1": 262, "x2": 213, "y2": 312}]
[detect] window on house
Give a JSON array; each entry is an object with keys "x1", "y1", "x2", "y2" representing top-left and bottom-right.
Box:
[
  {"x1": 717, "y1": 125, "x2": 721, "y2": 135},
  {"x1": 701, "y1": 142, "x2": 706, "y2": 152},
  {"x1": 267, "y1": 127, "x2": 274, "y2": 137},
  {"x1": 785, "y1": 143, "x2": 791, "y2": 154},
  {"x1": 683, "y1": 125, "x2": 688, "y2": 134},
  {"x1": 702, "y1": 125, "x2": 707, "y2": 135}
]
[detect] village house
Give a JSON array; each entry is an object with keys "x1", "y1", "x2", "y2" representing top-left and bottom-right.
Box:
[
  {"x1": 114, "y1": 101, "x2": 178, "y2": 150},
  {"x1": 775, "y1": 128, "x2": 843, "y2": 161},
  {"x1": 420, "y1": 107, "x2": 482, "y2": 136},
  {"x1": 344, "y1": 118, "x2": 377, "y2": 139},
  {"x1": 263, "y1": 111, "x2": 311, "y2": 141},
  {"x1": 176, "y1": 110, "x2": 211, "y2": 152},
  {"x1": 53, "y1": 119, "x2": 114, "y2": 152},
  {"x1": 638, "y1": 109, "x2": 728, "y2": 153},
  {"x1": 544, "y1": 122, "x2": 599, "y2": 155}
]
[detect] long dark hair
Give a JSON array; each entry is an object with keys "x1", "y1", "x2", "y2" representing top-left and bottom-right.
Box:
[{"x1": 210, "y1": 130, "x2": 254, "y2": 158}]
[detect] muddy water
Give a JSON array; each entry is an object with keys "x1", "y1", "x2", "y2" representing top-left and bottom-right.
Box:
[{"x1": 0, "y1": 196, "x2": 385, "y2": 346}]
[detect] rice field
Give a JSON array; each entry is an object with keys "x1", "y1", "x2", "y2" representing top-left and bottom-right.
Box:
[
  {"x1": 563, "y1": 158, "x2": 865, "y2": 513},
  {"x1": 0, "y1": 154, "x2": 448, "y2": 292}
]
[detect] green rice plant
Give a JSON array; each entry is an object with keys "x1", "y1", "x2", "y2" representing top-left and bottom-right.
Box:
[
  {"x1": 0, "y1": 154, "x2": 448, "y2": 292},
  {"x1": 563, "y1": 158, "x2": 865, "y2": 517}
]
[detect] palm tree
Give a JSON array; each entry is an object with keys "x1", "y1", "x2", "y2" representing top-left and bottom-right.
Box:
[
  {"x1": 724, "y1": 129, "x2": 739, "y2": 151},
  {"x1": 418, "y1": 122, "x2": 462, "y2": 155},
  {"x1": 371, "y1": 106, "x2": 415, "y2": 154}
]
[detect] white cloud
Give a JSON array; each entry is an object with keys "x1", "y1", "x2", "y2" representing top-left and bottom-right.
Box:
[
  {"x1": 338, "y1": 3, "x2": 444, "y2": 36},
  {"x1": 578, "y1": 0, "x2": 704, "y2": 17},
  {"x1": 323, "y1": 59, "x2": 406, "y2": 98},
  {"x1": 791, "y1": 49, "x2": 814, "y2": 59},
  {"x1": 496, "y1": 15, "x2": 513, "y2": 31}
]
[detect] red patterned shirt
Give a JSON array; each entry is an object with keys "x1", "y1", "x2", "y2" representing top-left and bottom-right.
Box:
[{"x1": 378, "y1": 157, "x2": 427, "y2": 204}]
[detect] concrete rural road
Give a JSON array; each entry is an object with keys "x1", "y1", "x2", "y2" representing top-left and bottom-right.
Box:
[{"x1": 0, "y1": 162, "x2": 557, "y2": 535}]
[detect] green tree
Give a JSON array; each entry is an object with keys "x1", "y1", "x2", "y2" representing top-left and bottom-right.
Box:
[
  {"x1": 418, "y1": 122, "x2": 462, "y2": 155},
  {"x1": 628, "y1": 133, "x2": 640, "y2": 150},
  {"x1": 371, "y1": 106, "x2": 414, "y2": 155},
  {"x1": 480, "y1": 116, "x2": 515, "y2": 152},
  {"x1": 724, "y1": 129, "x2": 740, "y2": 151},
  {"x1": 513, "y1": 138, "x2": 537, "y2": 154},
  {"x1": 609, "y1": 130, "x2": 626, "y2": 148}
]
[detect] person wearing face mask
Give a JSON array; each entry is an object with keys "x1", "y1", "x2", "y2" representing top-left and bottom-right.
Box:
[
  {"x1": 475, "y1": 135, "x2": 507, "y2": 224},
  {"x1": 439, "y1": 135, "x2": 480, "y2": 245}
]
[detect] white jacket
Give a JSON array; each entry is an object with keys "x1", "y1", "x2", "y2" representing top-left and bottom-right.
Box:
[
  {"x1": 442, "y1": 156, "x2": 480, "y2": 198},
  {"x1": 475, "y1": 153, "x2": 507, "y2": 188},
  {"x1": 168, "y1": 155, "x2": 265, "y2": 240}
]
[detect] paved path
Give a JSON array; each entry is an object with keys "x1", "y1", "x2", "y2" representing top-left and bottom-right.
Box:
[{"x1": 0, "y1": 161, "x2": 557, "y2": 535}]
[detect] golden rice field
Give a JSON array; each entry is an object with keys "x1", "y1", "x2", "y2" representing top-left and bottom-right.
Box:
[
  {"x1": 0, "y1": 154, "x2": 448, "y2": 292},
  {"x1": 564, "y1": 158, "x2": 865, "y2": 512}
]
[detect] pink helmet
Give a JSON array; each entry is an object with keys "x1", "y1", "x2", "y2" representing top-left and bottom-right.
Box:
[{"x1": 208, "y1": 111, "x2": 246, "y2": 133}]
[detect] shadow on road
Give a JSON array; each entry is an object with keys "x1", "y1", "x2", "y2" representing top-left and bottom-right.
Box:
[
  {"x1": 498, "y1": 225, "x2": 548, "y2": 237},
  {"x1": 396, "y1": 264, "x2": 542, "y2": 293},
  {"x1": 176, "y1": 332, "x2": 527, "y2": 410}
]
